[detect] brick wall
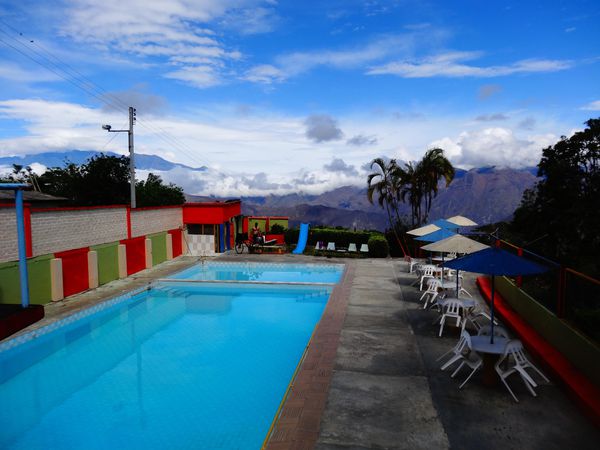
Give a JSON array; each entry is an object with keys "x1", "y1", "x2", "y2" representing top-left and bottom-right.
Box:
[
  {"x1": 131, "y1": 207, "x2": 183, "y2": 238},
  {"x1": 31, "y1": 207, "x2": 128, "y2": 257},
  {"x1": 0, "y1": 209, "x2": 18, "y2": 262}
]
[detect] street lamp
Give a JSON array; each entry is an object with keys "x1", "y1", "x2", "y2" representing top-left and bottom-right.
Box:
[{"x1": 102, "y1": 107, "x2": 137, "y2": 208}]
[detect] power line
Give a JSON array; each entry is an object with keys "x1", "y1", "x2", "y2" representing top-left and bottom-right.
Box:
[{"x1": 0, "y1": 21, "x2": 214, "y2": 169}]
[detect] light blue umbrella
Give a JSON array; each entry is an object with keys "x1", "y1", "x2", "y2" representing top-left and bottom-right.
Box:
[{"x1": 415, "y1": 228, "x2": 457, "y2": 242}]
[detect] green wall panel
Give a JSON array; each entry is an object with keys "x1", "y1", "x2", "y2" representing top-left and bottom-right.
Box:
[
  {"x1": 0, "y1": 255, "x2": 53, "y2": 305},
  {"x1": 496, "y1": 277, "x2": 600, "y2": 385},
  {"x1": 269, "y1": 219, "x2": 288, "y2": 230},
  {"x1": 249, "y1": 218, "x2": 267, "y2": 232},
  {"x1": 150, "y1": 233, "x2": 167, "y2": 266},
  {"x1": 91, "y1": 242, "x2": 119, "y2": 286}
]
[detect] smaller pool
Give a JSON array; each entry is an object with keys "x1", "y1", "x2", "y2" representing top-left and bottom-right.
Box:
[{"x1": 170, "y1": 262, "x2": 344, "y2": 284}]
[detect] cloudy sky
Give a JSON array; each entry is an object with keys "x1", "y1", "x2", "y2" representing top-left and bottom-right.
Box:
[{"x1": 0, "y1": 0, "x2": 599, "y2": 195}]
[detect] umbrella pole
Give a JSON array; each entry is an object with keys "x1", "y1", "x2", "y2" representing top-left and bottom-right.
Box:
[
  {"x1": 456, "y1": 270, "x2": 459, "y2": 298},
  {"x1": 490, "y1": 275, "x2": 495, "y2": 344}
]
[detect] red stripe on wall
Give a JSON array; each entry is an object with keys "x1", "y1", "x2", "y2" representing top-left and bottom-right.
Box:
[
  {"x1": 126, "y1": 206, "x2": 132, "y2": 239},
  {"x1": 168, "y1": 228, "x2": 183, "y2": 257},
  {"x1": 120, "y1": 237, "x2": 146, "y2": 275},
  {"x1": 55, "y1": 247, "x2": 90, "y2": 297},
  {"x1": 24, "y1": 203, "x2": 32, "y2": 257}
]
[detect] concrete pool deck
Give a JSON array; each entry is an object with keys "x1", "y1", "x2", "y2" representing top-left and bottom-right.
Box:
[{"x1": 5, "y1": 253, "x2": 599, "y2": 449}]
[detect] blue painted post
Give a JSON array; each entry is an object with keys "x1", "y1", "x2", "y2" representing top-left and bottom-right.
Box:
[
  {"x1": 225, "y1": 222, "x2": 231, "y2": 250},
  {"x1": 219, "y1": 224, "x2": 225, "y2": 253},
  {"x1": 15, "y1": 189, "x2": 30, "y2": 308}
]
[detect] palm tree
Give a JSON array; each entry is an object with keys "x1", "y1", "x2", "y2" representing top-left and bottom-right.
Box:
[
  {"x1": 396, "y1": 148, "x2": 454, "y2": 226},
  {"x1": 396, "y1": 161, "x2": 423, "y2": 227},
  {"x1": 419, "y1": 148, "x2": 455, "y2": 222},
  {"x1": 367, "y1": 158, "x2": 407, "y2": 256}
]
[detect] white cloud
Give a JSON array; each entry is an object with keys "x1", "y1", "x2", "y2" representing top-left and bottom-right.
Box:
[
  {"x1": 367, "y1": 52, "x2": 572, "y2": 78},
  {"x1": 0, "y1": 97, "x2": 572, "y2": 195},
  {"x1": 244, "y1": 32, "x2": 438, "y2": 84},
  {"x1": 429, "y1": 128, "x2": 557, "y2": 168},
  {"x1": 0, "y1": 62, "x2": 60, "y2": 83},
  {"x1": 580, "y1": 100, "x2": 600, "y2": 111},
  {"x1": 59, "y1": 0, "x2": 276, "y2": 88},
  {"x1": 241, "y1": 64, "x2": 286, "y2": 84}
]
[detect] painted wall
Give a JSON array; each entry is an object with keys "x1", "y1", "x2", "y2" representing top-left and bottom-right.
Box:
[
  {"x1": 91, "y1": 242, "x2": 120, "y2": 286},
  {"x1": 496, "y1": 276, "x2": 600, "y2": 385},
  {"x1": 0, "y1": 208, "x2": 18, "y2": 262},
  {"x1": 30, "y1": 207, "x2": 127, "y2": 257},
  {"x1": 0, "y1": 255, "x2": 53, "y2": 305},
  {"x1": 149, "y1": 233, "x2": 167, "y2": 266},
  {"x1": 131, "y1": 207, "x2": 182, "y2": 238},
  {"x1": 121, "y1": 237, "x2": 146, "y2": 276}
]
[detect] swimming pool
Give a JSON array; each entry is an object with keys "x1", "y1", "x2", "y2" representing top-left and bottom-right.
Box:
[
  {"x1": 0, "y1": 263, "x2": 344, "y2": 449},
  {"x1": 170, "y1": 261, "x2": 344, "y2": 284}
]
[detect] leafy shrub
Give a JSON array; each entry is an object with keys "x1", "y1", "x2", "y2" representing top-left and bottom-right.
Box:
[
  {"x1": 368, "y1": 235, "x2": 389, "y2": 258},
  {"x1": 269, "y1": 223, "x2": 286, "y2": 234}
]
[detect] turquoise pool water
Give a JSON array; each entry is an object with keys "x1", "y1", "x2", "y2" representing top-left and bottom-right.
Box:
[
  {"x1": 0, "y1": 274, "x2": 337, "y2": 449},
  {"x1": 170, "y1": 262, "x2": 344, "y2": 284}
]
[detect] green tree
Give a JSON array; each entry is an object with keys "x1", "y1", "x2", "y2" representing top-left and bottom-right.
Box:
[
  {"x1": 37, "y1": 153, "x2": 185, "y2": 207},
  {"x1": 136, "y1": 173, "x2": 185, "y2": 207},
  {"x1": 396, "y1": 148, "x2": 454, "y2": 226},
  {"x1": 512, "y1": 118, "x2": 600, "y2": 274}
]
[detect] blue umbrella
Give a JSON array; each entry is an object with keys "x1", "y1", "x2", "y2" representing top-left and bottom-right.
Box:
[
  {"x1": 415, "y1": 228, "x2": 457, "y2": 242},
  {"x1": 443, "y1": 247, "x2": 548, "y2": 343}
]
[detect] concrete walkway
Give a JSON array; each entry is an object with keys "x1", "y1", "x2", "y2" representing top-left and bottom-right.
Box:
[{"x1": 316, "y1": 258, "x2": 599, "y2": 449}]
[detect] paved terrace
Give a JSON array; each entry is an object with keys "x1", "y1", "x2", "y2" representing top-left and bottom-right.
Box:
[{"x1": 8, "y1": 253, "x2": 599, "y2": 449}]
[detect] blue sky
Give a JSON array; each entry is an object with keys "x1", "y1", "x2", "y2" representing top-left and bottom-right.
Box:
[{"x1": 0, "y1": 0, "x2": 598, "y2": 196}]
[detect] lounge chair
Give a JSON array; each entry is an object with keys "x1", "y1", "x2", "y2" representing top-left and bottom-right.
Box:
[
  {"x1": 326, "y1": 242, "x2": 336, "y2": 251},
  {"x1": 359, "y1": 244, "x2": 369, "y2": 253},
  {"x1": 348, "y1": 243, "x2": 357, "y2": 252}
]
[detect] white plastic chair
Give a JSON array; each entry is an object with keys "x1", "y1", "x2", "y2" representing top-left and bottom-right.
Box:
[
  {"x1": 326, "y1": 242, "x2": 335, "y2": 251},
  {"x1": 348, "y1": 243, "x2": 357, "y2": 252},
  {"x1": 438, "y1": 299, "x2": 464, "y2": 337},
  {"x1": 409, "y1": 257, "x2": 426, "y2": 273},
  {"x1": 419, "y1": 265, "x2": 435, "y2": 291},
  {"x1": 359, "y1": 243, "x2": 369, "y2": 253},
  {"x1": 450, "y1": 332, "x2": 482, "y2": 389},
  {"x1": 495, "y1": 340, "x2": 549, "y2": 402},
  {"x1": 463, "y1": 307, "x2": 498, "y2": 332},
  {"x1": 439, "y1": 330, "x2": 471, "y2": 371},
  {"x1": 420, "y1": 278, "x2": 442, "y2": 309},
  {"x1": 315, "y1": 241, "x2": 325, "y2": 250}
]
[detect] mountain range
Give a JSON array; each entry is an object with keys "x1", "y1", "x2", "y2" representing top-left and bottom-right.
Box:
[
  {"x1": 235, "y1": 166, "x2": 538, "y2": 229},
  {"x1": 1, "y1": 150, "x2": 538, "y2": 229}
]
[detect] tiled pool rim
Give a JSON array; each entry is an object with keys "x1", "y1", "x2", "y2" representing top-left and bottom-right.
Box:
[
  {"x1": 265, "y1": 260, "x2": 356, "y2": 450},
  {"x1": 0, "y1": 285, "x2": 151, "y2": 354}
]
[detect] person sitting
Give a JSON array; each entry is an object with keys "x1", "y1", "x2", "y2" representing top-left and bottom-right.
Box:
[{"x1": 251, "y1": 222, "x2": 264, "y2": 245}]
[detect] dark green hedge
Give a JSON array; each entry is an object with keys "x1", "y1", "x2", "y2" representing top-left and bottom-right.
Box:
[
  {"x1": 285, "y1": 227, "x2": 373, "y2": 248},
  {"x1": 368, "y1": 235, "x2": 389, "y2": 258}
]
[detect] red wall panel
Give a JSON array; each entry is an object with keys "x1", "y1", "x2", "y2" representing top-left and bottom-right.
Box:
[
  {"x1": 169, "y1": 228, "x2": 183, "y2": 257},
  {"x1": 55, "y1": 247, "x2": 90, "y2": 298},
  {"x1": 120, "y1": 237, "x2": 146, "y2": 276}
]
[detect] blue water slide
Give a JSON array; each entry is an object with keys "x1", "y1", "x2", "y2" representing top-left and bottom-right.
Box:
[{"x1": 292, "y1": 223, "x2": 310, "y2": 254}]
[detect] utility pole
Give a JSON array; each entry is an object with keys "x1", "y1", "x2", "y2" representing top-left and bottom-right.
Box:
[
  {"x1": 102, "y1": 106, "x2": 137, "y2": 208},
  {"x1": 128, "y1": 106, "x2": 136, "y2": 208}
]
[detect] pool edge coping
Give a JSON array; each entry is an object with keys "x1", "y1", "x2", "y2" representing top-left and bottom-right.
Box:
[{"x1": 264, "y1": 260, "x2": 356, "y2": 450}]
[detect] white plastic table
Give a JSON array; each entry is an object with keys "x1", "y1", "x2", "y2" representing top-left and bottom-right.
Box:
[
  {"x1": 441, "y1": 296, "x2": 476, "y2": 309},
  {"x1": 470, "y1": 336, "x2": 509, "y2": 385}
]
